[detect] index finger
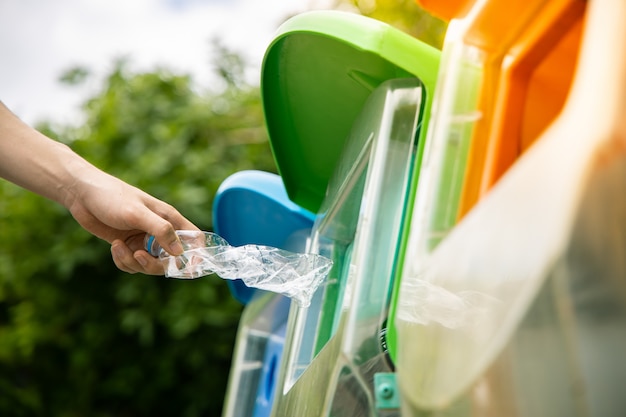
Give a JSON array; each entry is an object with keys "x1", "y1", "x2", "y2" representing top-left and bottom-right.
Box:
[{"x1": 131, "y1": 204, "x2": 199, "y2": 256}]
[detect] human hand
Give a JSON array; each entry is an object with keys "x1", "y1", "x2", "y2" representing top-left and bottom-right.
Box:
[
  {"x1": 64, "y1": 168, "x2": 199, "y2": 275},
  {"x1": 0, "y1": 101, "x2": 199, "y2": 275}
]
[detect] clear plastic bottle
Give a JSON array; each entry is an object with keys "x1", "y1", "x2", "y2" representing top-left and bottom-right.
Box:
[
  {"x1": 143, "y1": 230, "x2": 332, "y2": 307},
  {"x1": 143, "y1": 230, "x2": 227, "y2": 258}
]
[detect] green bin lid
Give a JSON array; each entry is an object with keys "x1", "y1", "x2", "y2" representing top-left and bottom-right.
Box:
[{"x1": 261, "y1": 10, "x2": 440, "y2": 213}]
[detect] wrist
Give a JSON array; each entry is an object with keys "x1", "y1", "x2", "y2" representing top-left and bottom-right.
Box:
[{"x1": 53, "y1": 143, "x2": 96, "y2": 210}]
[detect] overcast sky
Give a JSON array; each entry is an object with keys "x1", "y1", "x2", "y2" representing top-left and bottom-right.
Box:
[{"x1": 0, "y1": 0, "x2": 334, "y2": 125}]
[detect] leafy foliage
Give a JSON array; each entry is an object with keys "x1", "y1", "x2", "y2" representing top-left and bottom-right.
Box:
[
  {"x1": 0, "y1": 48, "x2": 276, "y2": 416},
  {"x1": 334, "y1": 0, "x2": 447, "y2": 48}
]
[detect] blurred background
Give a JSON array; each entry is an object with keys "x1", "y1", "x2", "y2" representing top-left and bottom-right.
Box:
[{"x1": 0, "y1": 1, "x2": 444, "y2": 415}]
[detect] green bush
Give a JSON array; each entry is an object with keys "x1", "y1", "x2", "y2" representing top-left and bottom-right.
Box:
[{"x1": 0, "y1": 55, "x2": 276, "y2": 416}]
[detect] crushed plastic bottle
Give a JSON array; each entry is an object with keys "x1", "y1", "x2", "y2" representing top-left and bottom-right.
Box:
[{"x1": 144, "y1": 230, "x2": 333, "y2": 307}]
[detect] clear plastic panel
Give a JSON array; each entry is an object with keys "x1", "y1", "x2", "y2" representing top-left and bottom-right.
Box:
[
  {"x1": 408, "y1": 29, "x2": 484, "y2": 260},
  {"x1": 395, "y1": 0, "x2": 626, "y2": 413},
  {"x1": 222, "y1": 293, "x2": 291, "y2": 417},
  {"x1": 276, "y1": 77, "x2": 424, "y2": 411},
  {"x1": 398, "y1": 229, "x2": 626, "y2": 417},
  {"x1": 221, "y1": 223, "x2": 313, "y2": 417}
]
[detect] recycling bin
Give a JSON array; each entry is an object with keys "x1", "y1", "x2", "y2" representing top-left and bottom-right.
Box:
[{"x1": 221, "y1": 1, "x2": 626, "y2": 416}]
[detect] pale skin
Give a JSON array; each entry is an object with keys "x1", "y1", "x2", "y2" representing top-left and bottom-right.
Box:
[{"x1": 0, "y1": 101, "x2": 199, "y2": 275}]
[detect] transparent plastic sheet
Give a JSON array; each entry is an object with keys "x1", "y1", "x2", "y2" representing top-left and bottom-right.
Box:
[
  {"x1": 397, "y1": 278, "x2": 502, "y2": 329},
  {"x1": 145, "y1": 231, "x2": 333, "y2": 307}
]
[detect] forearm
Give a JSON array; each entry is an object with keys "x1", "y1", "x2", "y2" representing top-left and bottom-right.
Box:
[
  {"x1": 0, "y1": 101, "x2": 195, "y2": 274},
  {"x1": 0, "y1": 101, "x2": 91, "y2": 207}
]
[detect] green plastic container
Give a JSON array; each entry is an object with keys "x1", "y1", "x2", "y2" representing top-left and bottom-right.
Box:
[{"x1": 262, "y1": 10, "x2": 440, "y2": 214}]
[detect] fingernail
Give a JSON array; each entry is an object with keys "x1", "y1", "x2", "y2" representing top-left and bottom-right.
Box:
[
  {"x1": 112, "y1": 245, "x2": 125, "y2": 259},
  {"x1": 135, "y1": 254, "x2": 148, "y2": 267}
]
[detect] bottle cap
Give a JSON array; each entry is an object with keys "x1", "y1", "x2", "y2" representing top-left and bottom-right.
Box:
[{"x1": 144, "y1": 235, "x2": 159, "y2": 257}]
